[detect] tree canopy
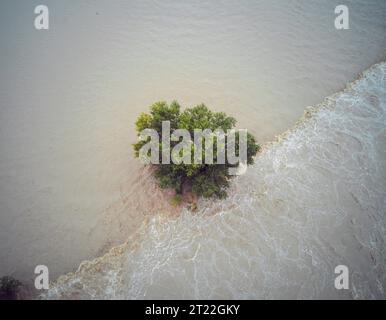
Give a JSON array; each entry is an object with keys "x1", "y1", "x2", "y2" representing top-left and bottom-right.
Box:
[{"x1": 133, "y1": 101, "x2": 260, "y2": 200}]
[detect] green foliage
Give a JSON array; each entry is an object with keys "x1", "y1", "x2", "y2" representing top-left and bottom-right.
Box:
[
  {"x1": 0, "y1": 276, "x2": 22, "y2": 300},
  {"x1": 179, "y1": 104, "x2": 236, "y2": 132},
  {"x1": 133, "y1": 101, "x2": 260, "y2": 199},
  {"x1": 171, "y1": 194, "x2": 183, "y2": 207},
  {"x1": 149, "y1": 101, "x2": 180, "y2": 133},
  {"x1": 191, "y1": 166, "x2": 229, "y2": 199}
]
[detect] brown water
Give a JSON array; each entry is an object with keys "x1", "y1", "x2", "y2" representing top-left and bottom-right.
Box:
[
  {"x1": 44, "y1": 62, "x2": 386, "y2": 299},
  {"x1": 0, "y1": 0, "x2": 385, "y2": 295}
]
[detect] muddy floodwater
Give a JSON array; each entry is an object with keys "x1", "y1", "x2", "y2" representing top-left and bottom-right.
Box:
[{"x1": 0, "y1": 0, "x2": 385, "y2": 298}]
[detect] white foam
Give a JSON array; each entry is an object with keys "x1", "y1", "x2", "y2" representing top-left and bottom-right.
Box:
[{"x1": 43, "y1": 62, "x2": 386, "y2": 300}]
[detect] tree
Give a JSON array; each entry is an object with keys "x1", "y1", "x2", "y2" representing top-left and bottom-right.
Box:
[
  {"x1": 133, "y1": 101, "x2": 260, "y2": 199},
  {"x1": 0, "y1": 276, "x2": 22, "y2": 300}
]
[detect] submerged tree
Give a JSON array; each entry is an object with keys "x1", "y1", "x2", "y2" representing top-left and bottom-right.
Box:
[{"x1": 133, "y1": 101, "x2": 260, "y2": 200}]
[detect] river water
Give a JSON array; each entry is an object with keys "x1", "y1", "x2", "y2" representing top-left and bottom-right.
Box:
[
  {"x1": 45, "y1": 62, "x2": 386, "y2": 299},
  {"x1": 0, "y1": 0, "x2": 385, "y2": 297}
]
